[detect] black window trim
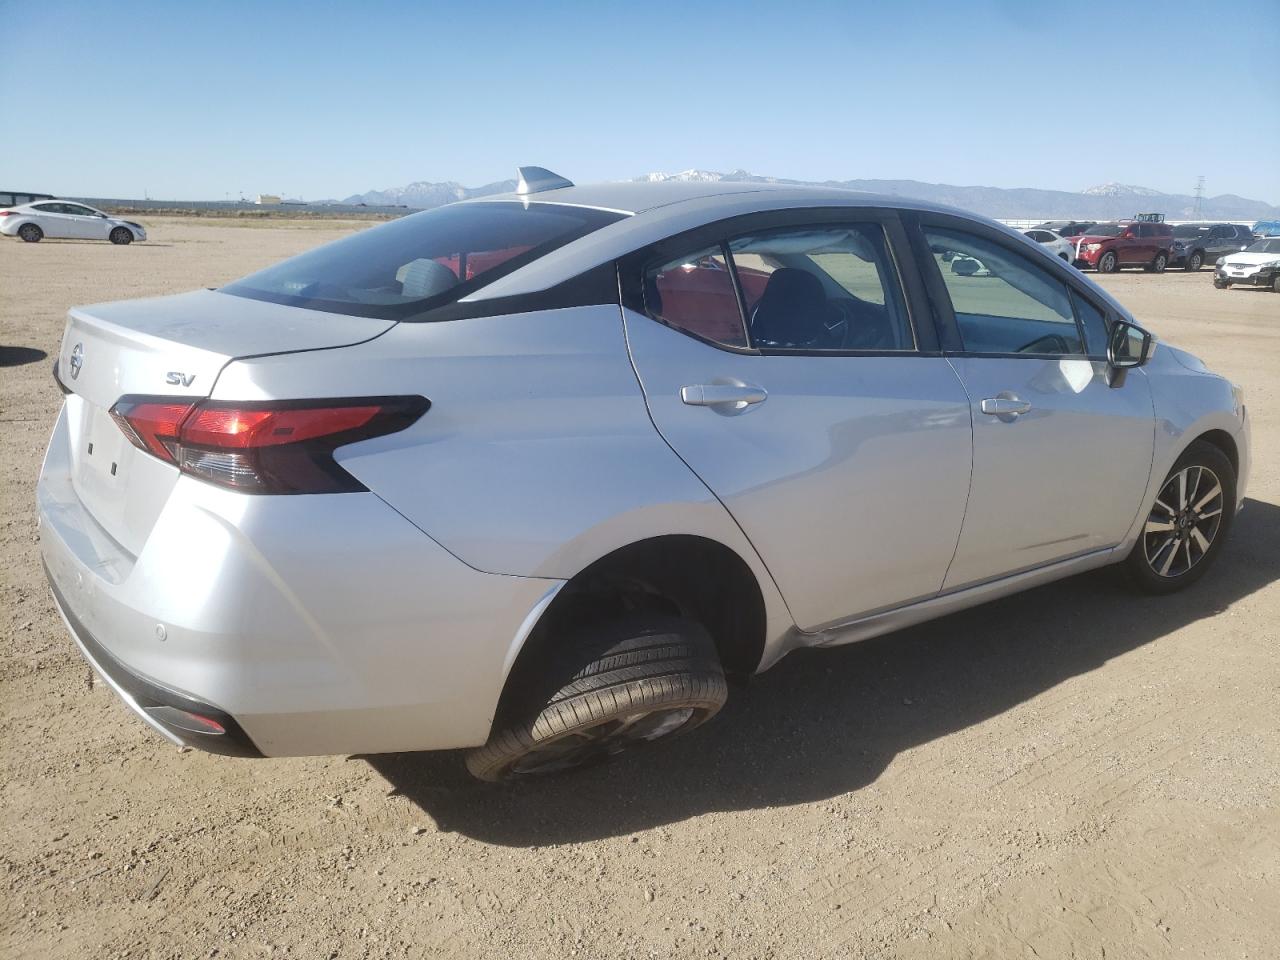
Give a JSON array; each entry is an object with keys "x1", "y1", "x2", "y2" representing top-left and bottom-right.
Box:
[
  {"x1": 905, "y1": 211, "x2": 1121, "y2": 361},
  {"x1": 619, "y1": 206, "x2": 938, "y2": 358}
]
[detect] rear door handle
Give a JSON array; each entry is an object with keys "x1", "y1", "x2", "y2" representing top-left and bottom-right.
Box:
[
  {"x1": 980, "y1": 396, "x2": 1032, "y2": 420},
  {"x1": 681, "y1": 383, "x2": 768, "y2": 408}
]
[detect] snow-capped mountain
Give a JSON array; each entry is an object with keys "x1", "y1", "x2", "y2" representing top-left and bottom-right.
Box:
[
  {"x1": 1082, "y1": 182, "x2": 1165, "y2": 198},
  {"x1": 336, "y1": 171, "x2": 1278, "y2": 221}
]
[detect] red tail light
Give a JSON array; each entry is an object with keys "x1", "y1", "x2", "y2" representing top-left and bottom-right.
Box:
[
  {"x1": 109, "y1": 396, "x2": 428, "y2": 494},
  {"x1": 0, "y1": 210, "x2": 15, "y2": 217}
]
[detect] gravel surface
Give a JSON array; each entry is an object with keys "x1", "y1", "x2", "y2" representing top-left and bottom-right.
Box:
[{"x1": 2, "y1": 220, "x2": 1278, "y2": 959}]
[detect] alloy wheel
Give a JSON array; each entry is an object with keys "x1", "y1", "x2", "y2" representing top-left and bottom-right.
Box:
[{"x1": 1143, "y1": 465, "x2": 1224, "y2": 578}]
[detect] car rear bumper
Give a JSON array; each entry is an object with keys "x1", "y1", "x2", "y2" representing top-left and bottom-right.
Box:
[
  {"x1": 46, "y1": 562, "x2": 263, "y2": 756},
  {"x1": 38, "y1": 404, "x2": 563, "y2": 757}
]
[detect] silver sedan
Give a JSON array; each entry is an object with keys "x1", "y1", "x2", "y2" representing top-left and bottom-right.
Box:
[
  {"x1": 2, "y1": 199, "x2": 146, "y2": 243},
  {"x1": 38, "y1": 168, "x2": 1250, "y2": 779}
]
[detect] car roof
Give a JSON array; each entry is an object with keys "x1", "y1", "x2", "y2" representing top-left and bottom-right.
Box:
[
  {"x1": 465, "y1": 180, "x2": 986, "y2": 298},
  {"x1": 470, "y1": 179, "x2": 845, "y2": 215}
]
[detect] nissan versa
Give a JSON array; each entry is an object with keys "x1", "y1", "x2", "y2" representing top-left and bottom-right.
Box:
[{"x1": 39, "y1": 169, "x2": 1251, "y2": 780}]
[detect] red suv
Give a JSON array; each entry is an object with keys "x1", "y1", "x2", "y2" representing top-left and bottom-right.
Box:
[{"x1": 1072, "y1": 219, "x2": 1174, "y2": 273}]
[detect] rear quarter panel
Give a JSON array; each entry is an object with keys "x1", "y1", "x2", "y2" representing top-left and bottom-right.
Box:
[{"x1": 210, "y1": 305, "x2": 798, "y2": 665}]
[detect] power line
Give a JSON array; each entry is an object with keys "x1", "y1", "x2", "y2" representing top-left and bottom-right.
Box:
[{"x1": 1193, "y1": 176, "x2": 1206, "y2": 219}]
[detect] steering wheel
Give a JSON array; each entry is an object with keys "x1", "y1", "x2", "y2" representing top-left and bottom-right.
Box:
[
  {"x1": 1016, "y1": 333, "x2": 1073, "y2": 355},
  {"x1": 830, "y1": 298, "x2": 892, "y2": 350}
]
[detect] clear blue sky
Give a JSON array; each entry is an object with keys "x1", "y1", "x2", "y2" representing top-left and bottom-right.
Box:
[{"x1": 3, "y1": 0, "x2": 1277, "y2": 203}]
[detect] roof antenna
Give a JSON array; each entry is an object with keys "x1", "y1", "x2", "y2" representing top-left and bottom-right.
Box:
[{"x1": 516, "y1": 166, "x2": 574, "y2": 195}]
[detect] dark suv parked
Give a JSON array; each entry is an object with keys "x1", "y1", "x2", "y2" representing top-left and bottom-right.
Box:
[
  {"x1": 1072, "y1": 220, "x2": 1175, "y2": 273},
  {"x1": 1171, "y1": 223, "x2": 1256, "y2": 271}
]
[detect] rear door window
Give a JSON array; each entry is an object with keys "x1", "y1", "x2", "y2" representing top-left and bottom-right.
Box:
[
  {"x1": 223, "y1": 201, "x2": 626, "y2": 319},
  {"x1": 728, "y1": 224, "x2": 912, "y2": 351}
]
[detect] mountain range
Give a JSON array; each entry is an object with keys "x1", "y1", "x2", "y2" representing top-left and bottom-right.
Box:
[{"x1": 337, "y1": 171, "x2": 1278, "y2": 221}]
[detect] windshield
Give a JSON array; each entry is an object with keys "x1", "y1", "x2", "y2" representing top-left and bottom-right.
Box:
[
  {"x1": 222, "y1": 201, "x2": 626, "y2": 319},
  {"x1": 1246, "y1": 239, "x2": 1280, "y2": 254},
  {"x1": 1174, "y1": 224, "x2": 1211, "y2": 237},
  {"x1": 1085, "y1": 223, "x2": 1124, "y2": 237}
]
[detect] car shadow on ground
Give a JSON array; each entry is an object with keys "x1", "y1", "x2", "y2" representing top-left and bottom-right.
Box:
[
  {"x1": 0, "y1": 346, "x2": 48, "y2": 368},
  {"x1": 366, "y1": 498, "x2": 1280, "y2": 846}
]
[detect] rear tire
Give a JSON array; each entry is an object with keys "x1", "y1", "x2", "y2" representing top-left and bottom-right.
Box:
[
  {"x1": 1145, "y1": 252, "x2": 1168, "y2": 274},
  {"x1": 1183, "y1": 251, "x2": 1203, "y2": 272},
  {"x1": 1124, "y1": 440, "x2": 1235, "y2": 595},
  {"x1": 109, "y1": 227, "x2": 133, "y2": 245},
  {"x1": 1272, "y1": 276, "x2": 1280, "y2": 293},
  {"x1": 1097, "y1": 250, "x2": 1118, "y2": 273},
  {"x1": 17, "y1": 223, "x2": 42, "y2": 243},
  {"x1": 466, "y1": 615, "x2": 728, "y2": 782}
]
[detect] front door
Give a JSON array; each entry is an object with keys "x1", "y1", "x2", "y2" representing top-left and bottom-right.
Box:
[
  {"x1": 622, "y1": 216, "x2": 973, "y2": 629},
  {"x1": 63, "y1": 204, "x2": 109, "y2": 239},
  {"x1": 917, "y1": 221, "x2": 1155, "y2": 589}
]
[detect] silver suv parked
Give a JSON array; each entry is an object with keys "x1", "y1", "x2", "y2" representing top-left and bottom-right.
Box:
[{"x1": 39, "y1": 170, "x2": 1251, "y2": 780}]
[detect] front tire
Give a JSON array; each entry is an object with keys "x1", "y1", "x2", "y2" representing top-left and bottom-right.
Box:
[
  {"x1": 1272, "y1": 276, "x2": 1280, "y2": 293},
  {"x1": 1124, "y1": 440, "x2": 1235, "y2": 594},
  {"x1": 1183, "y1": 251, "x2": 1203, "y2": 272},
  {"x1": 17, "y1": 223, "x2": 42, "y2": 243},
  {"x1": 1097, "y1": 251, "x2": 1118, "y2": 273},
  {"x1": 1214, "y1": 278, "x2": 1229, "y2": 289},
  {"x1": 466, "y1": 615, "x2": 728, "y2": 782},
  {"x1": 109, "y1": 227, "x2": 133, "y2": 245}
]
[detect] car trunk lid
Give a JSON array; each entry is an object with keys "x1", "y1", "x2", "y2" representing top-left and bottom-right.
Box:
[{"x1": 54, "y1": 289, "x2": 395, "y2": 556}]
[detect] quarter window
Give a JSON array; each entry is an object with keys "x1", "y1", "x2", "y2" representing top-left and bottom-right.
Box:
[
  {"x1": 925, "y1": 227, "x2": 1084, "y2": 356},
  {"x1": 644, "y1": 246, "x2": 747, "y2": 348},
  {"x1": 1071, "y1": 290, "x2": 1109, "y2": 357}
]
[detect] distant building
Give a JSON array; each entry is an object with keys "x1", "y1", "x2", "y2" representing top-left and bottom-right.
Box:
[{"x1": 255, "y1": 194, "x2": 282, "y2": 205}]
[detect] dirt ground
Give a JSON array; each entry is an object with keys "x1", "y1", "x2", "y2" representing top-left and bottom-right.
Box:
[{"x1": 2, "y1": 219, "x2": 1278, "y2": 959}]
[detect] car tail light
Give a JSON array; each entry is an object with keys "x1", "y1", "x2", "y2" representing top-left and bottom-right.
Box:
[
  {"x1": 0, "y1": 210, "x2": 16, "y2": 217},
  {"x1": 109, "y1": 395, "x2": 428, "y2": 493}
]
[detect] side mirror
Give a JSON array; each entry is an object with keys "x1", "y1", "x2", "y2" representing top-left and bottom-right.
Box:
[
  {"x1": 1120, "y1": 230, "x2": 1134, "y2": 239},
  {"x1": 1106, "y1": 320, "x2": 1153, "y2": 385}
]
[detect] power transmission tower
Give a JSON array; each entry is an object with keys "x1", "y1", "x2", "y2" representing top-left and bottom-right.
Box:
[{"x1": 1193, "y1": 176, "x2": 1206, "y2": 219}]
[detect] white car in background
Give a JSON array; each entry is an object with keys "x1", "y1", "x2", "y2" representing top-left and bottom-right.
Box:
[
  {"x1": 1, "y1": 200, "x2": 146, "y2": 244},
  {"x1": 1023, "y1": 228, "x2": 1074, "y2": 262}
]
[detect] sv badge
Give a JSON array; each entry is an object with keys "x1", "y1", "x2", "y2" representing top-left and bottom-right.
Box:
[{"x1": 165, "y1": 372, "x2": 196, "y2": 387}]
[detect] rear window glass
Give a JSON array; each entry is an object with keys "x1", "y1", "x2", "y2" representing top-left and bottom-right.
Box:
[{"x1": 222, "y1": 201, "x2": 625, "y2": 319}]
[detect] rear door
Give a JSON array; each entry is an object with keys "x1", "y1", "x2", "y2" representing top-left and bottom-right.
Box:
[
  {"x1": 29, "y1": 202, "x2": 74, "y2": 238},
  {"x1": 622, "y1": 210, "x2": 973, "y2": 630},
  {"x1": 912, "y1": 217, "x2": 1154, "y2": 589}
]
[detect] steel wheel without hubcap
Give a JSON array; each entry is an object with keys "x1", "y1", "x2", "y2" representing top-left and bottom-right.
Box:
[
  {"x1": 1142, "y1": 464, "x2": 1224, "y2": 578},
  {"x1": 508, "y1": 706, "x2": 700, "y2": 776}
]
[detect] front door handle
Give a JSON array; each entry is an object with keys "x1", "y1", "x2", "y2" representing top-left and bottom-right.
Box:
[
  {"x1": 980, "y1": 396, "x2": 1032, "y2": 421},
  {"x1": 980, "y1": 397, "x2": 1031, "y2": 415},
  {"x1": 681, "y1": 383, "x2": 768, "y2": 408}
]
